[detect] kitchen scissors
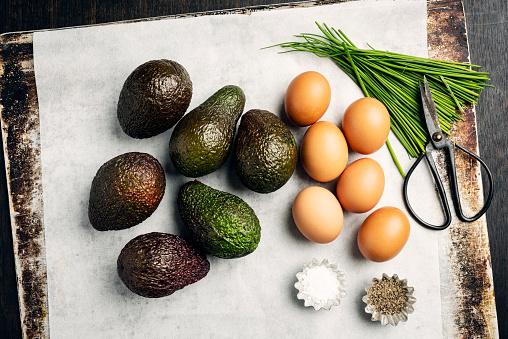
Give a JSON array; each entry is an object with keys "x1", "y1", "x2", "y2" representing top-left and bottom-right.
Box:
[{"x1": 402, "y1": 76, "x2": 494, "y2": 230}]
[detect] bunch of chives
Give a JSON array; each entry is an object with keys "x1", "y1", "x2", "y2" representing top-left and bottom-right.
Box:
[{"x1": 267, "y1": 23, "x2": 491, "y2": 176}]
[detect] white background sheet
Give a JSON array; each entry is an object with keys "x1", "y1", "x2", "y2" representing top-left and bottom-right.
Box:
[{"x1": 33, "y1": 1, "x2": 443, "y2": 337}]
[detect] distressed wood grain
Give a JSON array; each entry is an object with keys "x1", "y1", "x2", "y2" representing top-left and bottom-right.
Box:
[
  {"x1": 0, "y1": 32, "x2": 48, "y2": 339},
  {"x1": 428, "y1": 1, "x2": 498, "y2": 337}
]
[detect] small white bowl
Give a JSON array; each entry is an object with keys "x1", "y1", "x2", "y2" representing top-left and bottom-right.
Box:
[
  {"x1": 294, "y1": 258, "x2": 347, "y2": 311},
  {"x1": 362, "y1": 273, "x2": 416, "y2": 326}
]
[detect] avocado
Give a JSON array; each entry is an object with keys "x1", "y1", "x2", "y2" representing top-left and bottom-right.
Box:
[
  {"x1": 169, "y1": 85, "x2": 245, "y2": 177},
  {"x1": 233, "y1": 109, "x2": 297, "y2": 193},
  {"x1": 117, "y1": 232, "x2": 210, "y2": 298},
  {"x1": 117, "y1": 59, "x2": 192, "y2": 139},
  {"x1": 88, "y1": 152, "x2": 165, "y2": 231},
  {"x1": 177, "y1": 180, "x2": 261, "y2": 259}
]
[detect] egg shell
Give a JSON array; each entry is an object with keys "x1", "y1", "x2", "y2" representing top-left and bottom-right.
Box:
[
  {"x1": 342, "y1": 97, "x2": 390, "y2": 154},
  {"x1": 357, "y1": 206, "x2": 410, "y2": 262},
  {"x1": 300, "y1": 121, "x2": 348, "y2": 182},
  {"x1": 292, "y1": 186, "x2": 343, "y2": 244},
  {"x1": 336, "y1": 158, "x2": 385, "y2": 213},
  {"x1": 284, "y1": 71, "x2": 332, "y2": 126}
]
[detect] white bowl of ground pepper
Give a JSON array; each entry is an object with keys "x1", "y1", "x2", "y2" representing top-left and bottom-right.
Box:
[
  {"x1": 294, "y1": 258, "x2": 347, "y2": 311},
  {"x1": 362, "y1": 273, "x2": 416, "y2": 326}
]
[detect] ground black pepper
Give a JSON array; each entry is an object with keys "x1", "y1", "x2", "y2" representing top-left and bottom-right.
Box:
[{"x1": 368, "y1": 276, "x2": 408, "y2": 315}]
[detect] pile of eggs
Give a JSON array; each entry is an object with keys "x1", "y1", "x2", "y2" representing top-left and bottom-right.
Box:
[{"x1": 285, "y1": 71, "x2": 410, "y2": 263}]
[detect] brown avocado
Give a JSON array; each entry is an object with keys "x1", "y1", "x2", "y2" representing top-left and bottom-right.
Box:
[
  {"x1": 117, "y1": 59, "x2": 192, "y2": 139},
  {"x1": 117, "y1": 232, "x2": 210, "y2": 298},
  {"x1": 88, "y1": 152, "x2": 165, "y2": 231}
]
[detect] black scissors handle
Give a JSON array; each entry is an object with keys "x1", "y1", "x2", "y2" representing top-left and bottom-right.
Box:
[{"x1": 403, "y1": 140, "x2": 494, "y2": 230}]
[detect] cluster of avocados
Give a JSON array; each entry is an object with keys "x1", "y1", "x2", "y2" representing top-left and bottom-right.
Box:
[{"x1": 88, "y1": 59, "x2": 297, "y2": 298}]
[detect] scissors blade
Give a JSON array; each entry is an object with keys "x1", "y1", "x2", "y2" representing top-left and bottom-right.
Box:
[{"x1": 419, "y1": 76, "x2": 444, "y2": 143}]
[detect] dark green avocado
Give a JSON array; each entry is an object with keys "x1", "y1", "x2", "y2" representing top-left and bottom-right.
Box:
[
  {"x1": 169, "y1": 85, "x2": 245, "y2": 177},
  {"x1": 117, "y1": 59, "x2": 192, "y2": 139},
  {"x1": 233, "y1": 109, "x2": 297, "y2": 193},
  {"x1": 117, "y1": 232, "x2": 210, "y2": 298},
  {"x1": 88, "y1": 152, "x2": 165, "y2": 231},
  {"x1": 177, "y1": 180, "x2": 261, "y2": 259}
]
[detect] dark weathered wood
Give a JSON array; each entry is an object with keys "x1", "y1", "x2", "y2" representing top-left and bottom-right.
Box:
[
  {"x1": 0, "y1": 1, "x2": 506, "y2": 338},
  {"x1": 462, "y1": 0, "x2": 508, "y2": 336}
]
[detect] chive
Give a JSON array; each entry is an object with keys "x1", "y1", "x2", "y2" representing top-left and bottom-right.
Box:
[
  {"x1": 265, "y1": 23, "x2": 492, "y2": 175},
  {"x1": 386, "y1": 138, "x2": 406, "y2": 178},
  {"x1": 440, "y1": 75, "x2": 465, "y2": 114},
  {"x1": 343, "y1": 43, "x2": 368, "y2": 95}
]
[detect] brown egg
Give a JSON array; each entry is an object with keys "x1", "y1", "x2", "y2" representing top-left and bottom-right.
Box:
[
  {"x1": 284, "y1": 71, "x2": 332, "y2": 126},
  {"x1": 336, "y1": 158, "x2": 385, "y2": 213},
  {"x1": 342, "y1": 97, "x2": 390, "y2": 154},
  {"x1": 292, "y1": 186, "x2": 343, "y2": 244},
  {"x1": 300, "y1": 121, "x2": 348, "y2": 182},
  {"x1": 357, "y1": 207, "x2": 410, "y2": 262}
]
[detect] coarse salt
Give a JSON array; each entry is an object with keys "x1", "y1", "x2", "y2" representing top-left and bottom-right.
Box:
[{"x1": 301, "y1": 265, "x2": 340, "y2": 302}]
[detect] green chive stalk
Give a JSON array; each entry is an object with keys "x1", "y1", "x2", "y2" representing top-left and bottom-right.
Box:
[{"x1": 266, "y1": 23, "x2": 491, "y2": 177}]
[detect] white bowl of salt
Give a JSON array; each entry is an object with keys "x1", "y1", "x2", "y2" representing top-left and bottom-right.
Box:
[{"x1": 294, "y1": 258, "x2": 347, "y2": 310}]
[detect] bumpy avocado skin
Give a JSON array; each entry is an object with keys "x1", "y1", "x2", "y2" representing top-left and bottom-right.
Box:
[
  {"x1": 168, "y1": 85, "x2": 245, "y2": 177},
  {"x1": 177, "y1": 180, "x2": 261, "y2": 259},
  {"x1": 233, "y1": 109, "x2": 297, "y2": 193},
  {"x1": 117, "y1": 59, "x2": 192, "y2": 139},
  {"x1": 88, "y1": 152, "x2": 165, "y2": 231},
  {"x1": 117, "y1": 232, "x2": 210, "y2": 298}
]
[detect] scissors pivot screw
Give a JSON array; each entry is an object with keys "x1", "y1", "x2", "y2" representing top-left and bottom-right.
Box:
[{"x1": 432, "y1": 132, "x2": 443, "y2": 142}]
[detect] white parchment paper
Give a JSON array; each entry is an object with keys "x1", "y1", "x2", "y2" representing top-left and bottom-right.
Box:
[{"x1": 33, "y1": 1, "x2": 443, "y2": 338}]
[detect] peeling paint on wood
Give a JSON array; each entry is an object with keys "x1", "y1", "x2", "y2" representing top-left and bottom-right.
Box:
[
  {"x1": 427, "y1": 0, "x2": 498, "y2": 337},
  {"x1": 0, "y1": 32, "x2": 49, "y2": 338}
]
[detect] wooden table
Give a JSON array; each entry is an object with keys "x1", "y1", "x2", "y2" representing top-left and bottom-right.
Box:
[{"x1": 1, "y1": 1, "x2": 506, "y2": 338}]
